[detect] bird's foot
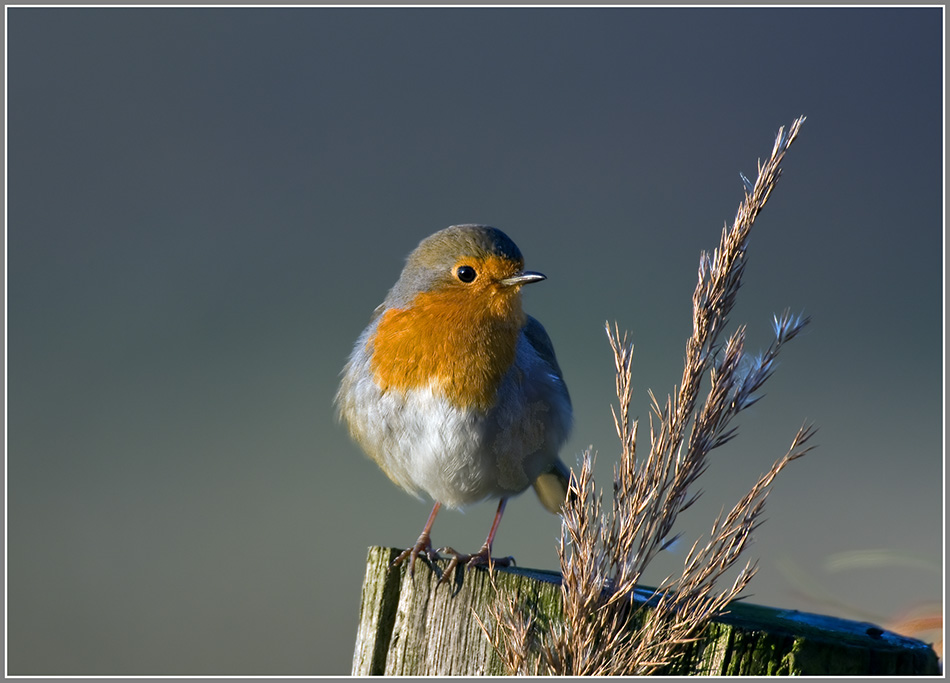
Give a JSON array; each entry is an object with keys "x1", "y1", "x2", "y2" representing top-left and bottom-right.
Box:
[
  {"x1": 392, "y1": 533, "x2": 442, "y2": 577},
  {"x1": 435, "y1": 544, "x2": 515, "y2": 587}
]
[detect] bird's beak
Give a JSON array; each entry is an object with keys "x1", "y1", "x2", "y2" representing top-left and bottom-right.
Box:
[{"x1": 500, "y1": 270, "x2": 546, "y2": 287}]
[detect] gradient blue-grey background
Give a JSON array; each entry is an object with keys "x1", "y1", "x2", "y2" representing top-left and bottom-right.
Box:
[{"x1": 7, "y1": 6, "x2": 943, "y2": 675}]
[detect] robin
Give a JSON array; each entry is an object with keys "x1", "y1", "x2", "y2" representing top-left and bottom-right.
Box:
[{"x1": 336, "y1": 224, "x2": 573, "y2": 582}]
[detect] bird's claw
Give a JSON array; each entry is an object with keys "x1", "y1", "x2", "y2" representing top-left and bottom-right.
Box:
[
  {"x1": 392, "y1": 535, "x2": 442, "y2": 577},
  {"x1": 434, "y1": 545, "x2": 515, "y2": 587}
]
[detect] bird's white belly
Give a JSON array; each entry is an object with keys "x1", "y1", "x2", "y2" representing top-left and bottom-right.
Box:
[{"x1": 346, "y1": 378, "x2": 506, "y2": 508}]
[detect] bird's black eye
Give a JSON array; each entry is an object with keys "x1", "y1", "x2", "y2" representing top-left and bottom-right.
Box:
[{"x1": 456, "y1": 265, "x2": 477, "y2": 283}]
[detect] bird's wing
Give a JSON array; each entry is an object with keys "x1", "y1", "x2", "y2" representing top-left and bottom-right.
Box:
[{"x1": 523, "y1": 315, "x2": 565, "y2": 381}]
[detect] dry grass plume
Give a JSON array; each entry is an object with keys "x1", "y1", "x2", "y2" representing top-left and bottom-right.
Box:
[{"x1": 489, "y1": 116, "x2": 815, "y2": 675}]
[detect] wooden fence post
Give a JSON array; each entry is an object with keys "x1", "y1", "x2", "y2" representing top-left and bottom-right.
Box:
[{"x1": 352, "y1": 546, "x2": 940, "y2": 676}]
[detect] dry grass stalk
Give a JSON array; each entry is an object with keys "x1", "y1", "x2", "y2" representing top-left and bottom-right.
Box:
[
  {"x1": 475, "y1": 572, "x2": 548, "y2": 676},
  {"x1": 489, "y1": 117, "x2": 815, "y2": 675}
]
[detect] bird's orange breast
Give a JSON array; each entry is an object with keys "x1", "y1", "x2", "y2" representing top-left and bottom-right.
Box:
[{"x1": 369, "y1": 279, "x2": 526, "y2": 413}]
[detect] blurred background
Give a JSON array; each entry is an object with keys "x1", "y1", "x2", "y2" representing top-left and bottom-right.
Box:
[{"x1": 6, "y1": 6, "x2": 943, "y2": 675}]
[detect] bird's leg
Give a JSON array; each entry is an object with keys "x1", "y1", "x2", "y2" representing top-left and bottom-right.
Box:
[
  {"x1": 392, "y1": 501, "x2": 443, "y2": 577},
  {"x1": 470, "y1": 497, "x2": 513, "y2": 568},
  {"x1": 438, "y1": 498, "x2": 515, "y2": 586}
]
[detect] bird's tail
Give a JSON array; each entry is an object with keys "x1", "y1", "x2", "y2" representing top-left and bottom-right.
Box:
[{"x1": 532, "y1": 459, "x2": 576, "y2": 514}]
